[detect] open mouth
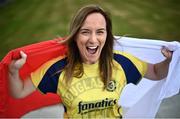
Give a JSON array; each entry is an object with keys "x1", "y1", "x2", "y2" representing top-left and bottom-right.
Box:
[{"x1": 86, "y1": 46, "x2": 98, "y2": 54}]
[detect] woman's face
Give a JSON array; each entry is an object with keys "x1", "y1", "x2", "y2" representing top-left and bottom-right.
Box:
[{"x1": 76, "y1": 13, "x2": 107, "y2": 64}]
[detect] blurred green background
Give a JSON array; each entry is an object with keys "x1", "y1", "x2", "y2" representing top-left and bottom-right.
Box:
[{"x1": 0, "y1": 0, "x2": 180, "y2": 60}]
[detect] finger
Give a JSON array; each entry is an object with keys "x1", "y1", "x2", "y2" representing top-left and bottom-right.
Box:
[
  {"x1": 8, "y1": 51, "x2": 27, "y2": 71},
  {"x1": 161, "y1": 46, "x2": 172, "y2": 59},
  {"x1": 13, "y1": 51, "x2": 27, "y2": 69},
  {"x1": 20, "y1": 51, "x2": 27, "y2": 60},
  {"x1": 18, "y1": 51, "x2": 27, "y2": 65}
]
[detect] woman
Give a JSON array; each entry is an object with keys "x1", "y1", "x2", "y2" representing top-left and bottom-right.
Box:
[{"x1": 8, "y1": 5, "x2": 172, "y2": 118}]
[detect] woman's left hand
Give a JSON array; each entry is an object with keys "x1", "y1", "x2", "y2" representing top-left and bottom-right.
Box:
[{"x1": 161, "y1": 46, "x2": 173, "y2": 61}]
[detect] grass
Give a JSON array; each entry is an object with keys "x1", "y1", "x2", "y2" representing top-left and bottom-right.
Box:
[{"x1": 0, "y1": 0, "x2": 180, "y2": 60}]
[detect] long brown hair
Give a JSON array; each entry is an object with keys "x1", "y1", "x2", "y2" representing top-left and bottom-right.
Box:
[{"x1": 63, "y1": 5, "x2": 114, "y2": 88}]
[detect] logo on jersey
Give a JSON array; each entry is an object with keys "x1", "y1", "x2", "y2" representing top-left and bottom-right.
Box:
[
  {"x1": 106, "y1": 80, "x2": 116, "y2": 92},
  {"x1": 78, "y1": 98, "x2": 117, "y2": 114}
]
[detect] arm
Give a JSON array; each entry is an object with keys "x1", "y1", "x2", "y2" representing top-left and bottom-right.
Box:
[
  {"x1": 8, "y1": 51, "x2": 35, "y2": 98},
  {"x1": 145, "y1": 47, "x2": 172, "y2": 80}
]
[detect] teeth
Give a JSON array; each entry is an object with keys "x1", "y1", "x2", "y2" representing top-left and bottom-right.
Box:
[
  {"x1": 86, "y1": 46, "x2": 98, "y2": 54},
  {"x1": 87, "y1": 46, "x2": 97, "y2": 49}
]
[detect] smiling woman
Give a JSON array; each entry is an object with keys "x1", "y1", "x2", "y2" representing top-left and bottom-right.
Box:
[
  {"x1": 7, "y1": 4, "x2": 173, "y2": 118},
  {"x1": 76, "y1": 13, "x2": 107, "y2": 64}
]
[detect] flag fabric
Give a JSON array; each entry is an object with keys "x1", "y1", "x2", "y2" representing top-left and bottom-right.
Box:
[
  {"x1": 0, "y1": 36, "x2": 180, "y2": 118},
  {"x1": 0, "y1": 38, "x2": 67, "y2": 117},
  {"x1": 114, "y1": 36, "x2": 180, "y2": 118}
]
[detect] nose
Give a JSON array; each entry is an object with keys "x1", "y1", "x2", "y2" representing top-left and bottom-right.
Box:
[{"x1": 89, "y1": 32, "x2": 97, "y2": 43}]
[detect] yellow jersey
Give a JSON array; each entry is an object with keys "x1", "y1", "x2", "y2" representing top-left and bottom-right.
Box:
[{"x1": 31, "y1": 50, "x2": 147, "y2": 118}]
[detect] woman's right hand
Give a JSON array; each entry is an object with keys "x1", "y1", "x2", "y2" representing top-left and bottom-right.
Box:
[
  {"x1": 9, "y1": 51, "x2": 27, "y2": 73},
  {"x1": 8, "y1": 51, "x2": 35, "y2": 98}
]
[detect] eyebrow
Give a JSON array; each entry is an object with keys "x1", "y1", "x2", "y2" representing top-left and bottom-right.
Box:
[
  {"x1": 80, "y1": 28, "x2": 89, "y2": 31},
  {"x1": 80, "y1": 28, "x2": 106, "y2": 31}
]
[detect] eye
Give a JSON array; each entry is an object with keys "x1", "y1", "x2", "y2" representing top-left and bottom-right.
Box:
[
  {"x1": 82, "y1": 31, "x2": 89, "y2": 34},
  {"x1": 97, "y1": 30, "x2": 105, "y2": 35},
  {"x1": 80, "y1": 30, "x2": 90, "y2": 35}
]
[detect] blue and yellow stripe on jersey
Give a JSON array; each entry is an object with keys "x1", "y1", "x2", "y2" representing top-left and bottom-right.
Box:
[
  {"x1": 31, "y1": 55, "x2": 67, "y2": 94},
  {"x1": 31, "y1": 51, "x2": 147, "y2": 92},
  {"x1": 113, "y1": 50, "x2": 147, "y2": 85}
]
